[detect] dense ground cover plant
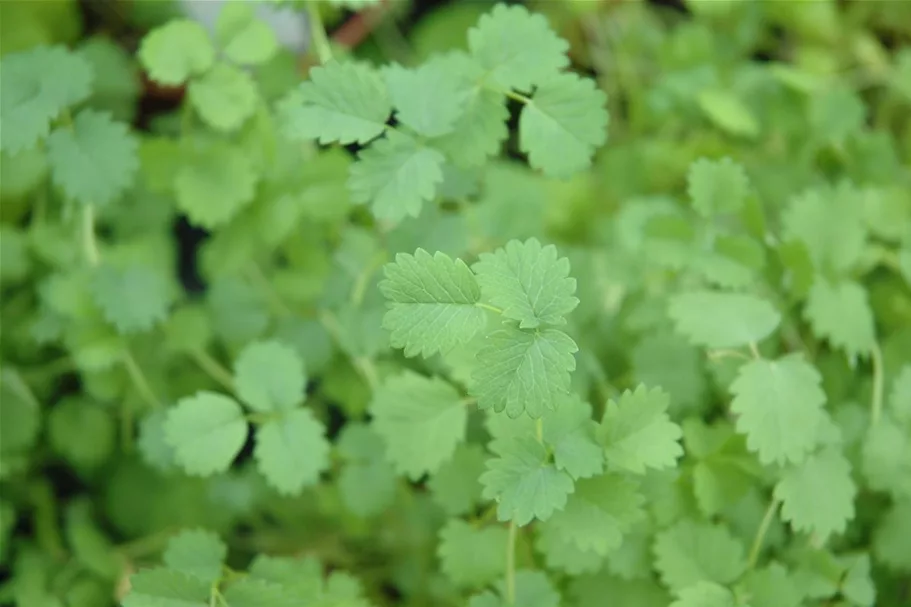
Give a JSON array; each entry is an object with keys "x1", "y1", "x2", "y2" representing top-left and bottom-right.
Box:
[{"x1": 1, "y1": 0, "x2": 910, "y2": 605}]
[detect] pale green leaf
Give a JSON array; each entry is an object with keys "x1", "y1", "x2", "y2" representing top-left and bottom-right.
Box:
[
  {"x1": 653, "y1": 519, "x2": 746, "y2": 592},
  {"x1": 369, "y1": 371, "x2": 467, "y2": 480},
  {"x1": 165, "y1": 392, "x2": 247, "y2": 476},
  {"x1": 384, "y1": 57, "x2": 469, "y2": 137},
  {"x1": 480, "y1": 435, "x2": 574, "y2": 525},
  {"x1": 669, "y1": 582, "x2": 736, "y2": 607},
  {"x1": 428, "y1": 444, "x2": 487, "y2": 516},
  {"x1": 874, "y1": 500, "x2": 911, "y2": 571},
  {"x1": 543, "y1": 395, "x2": 603, "y2": 480},
  {"x1": 254, "y1": 408, "x2": 330, "y2": 495},
  {"x1": 215, "y1": 3, "x2": 279, "y2": 65},
  {"x1": 687, "y1": 157, "x2": 749, "y2": 217},
  {"x1": 188, "y1": 62, "x2": 258, "y2": 132},
  {"x1": 234, "y1": 340, "x2": 306, "y2": 412},
  {"x1": 163, "y1": 529, "x2": 226, "y2": 585},
  {"x1": 91, "y1": 262, "x2": 172, "y2": 334},
  {"x1": 774, "y1": 448, "x2": 856, "y2": 541},
  {"x1": 122, "y1": 568, "x2": 210, "y2": 607},
  {"x1": 467, "y1": 4, "x2": 568, "y2": 91},
  {"x1": 138, "y1": 20, "x2": 215, "y2": 86},
  {"x1": 519, "y1": 73, "x2": 608, "y2": 178},
  {"x1": 597, "y1": 385, "x2": 683, "y2": 474},
  {"x1": 174, "y1": 143, "x2": 257, "y2": 229},
  {"x1": 730, "y1": 355, "x2": 827, "y2": 465},
  {"x1": 697, "y1": 89, "x2": 760, "y2": 138},
  {"x1": 0, "y1": 46, "x2": 93, "y2": 153},
  {"x1": 438, "y1": 519, "x2": 507, "y2": 588},
  {"x1": 741, "y1": 563, "x2": 804, "y2": 607},
  {"x1": 668, "y1": 290, "x2": 780, "y2": 349},
  {"x1": 348, "y1": 130, "x2": 445, "y2": 223},
  {"x1": 47, "y1": 109, "x2": 138, "y2": 206},
  {"x1": 804, "y1": 278, "x2": 876, "y2": 361}
]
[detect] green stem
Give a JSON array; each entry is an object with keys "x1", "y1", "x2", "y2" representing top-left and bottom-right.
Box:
[
  {"x1": 747, "y1": 497, "x2": 780, "y2": 569},
  {"x1": 748, "y1": 342, "x2": 762, "y2": 360},
  {"x1": 123, "y1": 349, "x2": 162, "y2": 409},
  {"x1": 506, "y1": 521, "x2": 517, "y2": 605},
  {"x1": 870, "y1": 343, "x2": 884, "y2": 426},
  {"x1": 476, "y1": 302, "x2": 504, "y2": 315},
  {"x1": 82, "y1": 205, "x2": 100, "y2": 266},
  {"x1": 503, "y1": 89, "x2": 532, "y2": 105},
  {"x1": 191, "y1": 350, "x2": 235, "y2": 392},
  {"x1": 306, "y1": 1, "x2": 334, "y2": 64},
  {"x1": 31, "y1": 480, "x2": 66, "y2": 561}
]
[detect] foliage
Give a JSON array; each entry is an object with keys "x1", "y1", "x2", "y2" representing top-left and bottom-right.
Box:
[{"x1": 1, "y1": 0, "x2": 910, "y2": 606}]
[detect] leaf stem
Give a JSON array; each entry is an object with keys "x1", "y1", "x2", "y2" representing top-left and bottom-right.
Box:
[
  {"x1": 506, "y1": 521, "x2": 517, "y2": 605},
  {"x1": 748, "y1": 342, "x2": 761, "y2": 359},
  {"x1": 707, "y1": 349, "x2": 751, "y2": 362},
  {"x1": 190, "y1": 350, "x2": 235, "y2": 392},
  {"x1": 476, "y1": 302, "x2": 504, "y2": 315},
  {"x1": 82, "y1": 205, "x2": 100, "y2": 266},
  {"x1": 306, "y1": 1, "x2": 334, "y2": 64},
  {"x1": 870, "y1": 342, "x2": 884, "y2": 426},
  {"x1": 123, "y1": 349, "x2": 163, "y2": 409},
  {"x1": 747, "y1": 497, "x2": 780, "y2": 569},
  {"x1": 503, "y1": 89, "x2": 533, "y2": 105}
]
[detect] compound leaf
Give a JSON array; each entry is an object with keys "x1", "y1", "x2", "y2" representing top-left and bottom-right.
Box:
[
  {"x1": 804, "y1": 278, "x2": 876, "y2": 362},
  {"x1": 215, "y1": 3, "x2": 279, "y2": 65},
  {"x1": 174, "y1": 143, "x2": 257, "y2": 229},
  {"x1": 775, "y1": 448, "x2": 856, "y2": 542},
  {"x1": 188, "y1": 62, "x2": 258, "y2": 132},
  {"x1": 385, "y1": 58, "x2": 470, "y2": 137}
]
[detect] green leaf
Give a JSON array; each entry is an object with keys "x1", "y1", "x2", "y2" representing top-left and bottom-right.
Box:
[
  {"x1": 535, "y1": 520, "x2": 605, "y2": 575},
  {"x1": 428, "y1": 443, "x2": 487, "y2": 516},
  {"x1": 91, "y1": 262, "x2": 172, "y2": 334},
  {"x1": 336, "y1": 424, "x2": 397, "y2": 518},
  {"x1": 471, "y1": 325, "x2": 578, "y2": 419},
  {"x1": 668, "y1": 290, "x2": 781, "y2": 349},
  {"x1": 438, "y1": 519, "x2": 508, "y2": 588},
  {"x1": 379, "y1": 248, "x2": 487, "y2": 358},
  {"x1": 741, "y1": 563, "x2": 804, "y2": 607},
  {"x1": 279, "y1": 61, "x2": 391, "y2": 145},
  {"x1": 543, "y1": 395, "x2": 603, "y2": 480},
  {"x1": 64, "y1": 501, "x2": 121, "y2": 580},
  {"x1": 385, "y1": 58, "x2": 469, "y2": 137},
  {"x1": 730, "y1": 355, "x2": 827, "y2": 465},
  {"x1": 432, "y1": 53, "x2": 509, "y2": 167},
  {"x1": 254, "y1": 408, "x2": 329, "y2": 495},
  {"x1": 874, "y1": 500, "x2": 911, "y2": 571},
  {"x1": 519, "y1": 73, "x2": 608, "y2": 178},
  {"x1": 653, "y1": 519, "x2": 746, "y2": 592},
  {"x1": 0, "y1": 45, "x2": 93, "y2": 153},
  {"x1": 137, "y1": 410, "x2": 176, "y2": 473},
  {"x1": 890, "y1": 365, "x2": 911, "y2": 425},
  {"x1": 138, "y1": 20, "x2": 215, "y2": 86},
  {"x1": 348, "y1": 130, "x2": 445, "y2": 223},
  {"x1": 480, "y1": 434, "x2": 575, "y2": 525},
  {"x1": 47, "y1": 109, "x2": 138, "y2": 206},
  {"x1": 547, "y1": 474, "x2": 644, "y2": 555},
  {"x1": 687, "y1": 157, "x2": 749, "y2": 217},
  {"x1": 122, "y1": 568, "x2": 210, "y2": 607},
  {"x1": 174, "y1": 143, "x2": 257, "y2": 229},
  {"x1": 78, "y1": 37, "x2": 142, "y2": 122},
  {"x1": 369, "y1": 371, "x2": 467, "y2": 480},
  {"x1": 472, "y1": 238, "x2": 579, "y2": 329},
  {"x1": 48, "y1": 398, "x2": 115, "y2": 470},
  {"x1": 165, "y1": 392, "x2": 248, "y2": 476},
  {"x1": 215, "y1": 3, "x2": 279, "y2": 66},
  {"x1": 804, "y1": 278, "x2": 876, "y2": 362},
  {"x1": 163, "y1": 529, "x2": 226, "y2": 585},
  {"x1": 234, "y1": 340, "x2": 306, "y2": 412},
  {"x1": 669, "y1": 582, "x2": 736, "y2": 607},
  {"x1": 188, "y1": 62, "x2": 258, "y2": 132},
  {"x1": 597, "y1": 385, "x2": 683, "y2": 474},
  {"x1": 697, "y1": 89, "x2": 760, "y2": 138},
  {"x1": 221, "y1": 578, "x2": 297, "y2": 607},
  {"x1": 775, "y1": 448, "x2": 856, "y2": 542},
  {"x1": 467, "y1": 4, "x2": 569, "y2": 91},
  {"x1": 782, "y1": 183, "x2": 868, "y2": 275}
]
